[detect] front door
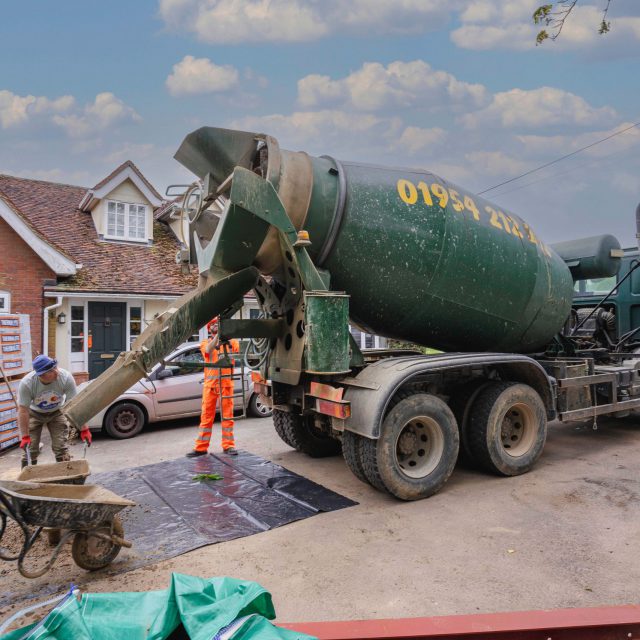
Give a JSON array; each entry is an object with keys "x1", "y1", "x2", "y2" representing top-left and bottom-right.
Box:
[{"x1": 88, "y1": 302, "x2": 126, "y2": 379}]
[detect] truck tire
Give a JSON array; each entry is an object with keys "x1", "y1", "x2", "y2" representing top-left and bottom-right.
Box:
[
  {"x1": 104, "y1": 402, "x2": 146, "y2": 439},
  {"x1": 448, "y1": 380, "x2": 492, "y2": 464},
  {"x1": 342, "y1": 431, "x2": 369, "y2": 484},
  {"x1": 361, "y1": 393, "x2": 459, "y2": 500},
  {"x1": 272, "y1": 409, "x2": 341, "y2": 457},
  {"x1": 467, "y1": 382, "x2": 547, "y2": 476},
  {"x1": 272, "y1": 409, "x2": 297, "y2": 448}
]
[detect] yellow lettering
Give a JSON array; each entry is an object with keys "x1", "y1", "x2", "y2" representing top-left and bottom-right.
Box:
[
  {"x1": 524, "y1": 223, "x2": 538, "y2": 245},
  {"x1": 497, "y1": 211, "x2": 512, "y2": 234},
  {"x1": 417, "y1": 181, "x2": 433, "y2": 206},
  {"x1": 485, "y1": 206, "x2": 503, "y2": 231},
  {"x1": 397, "y1": 179, "x2": 418, "y2": 205},
  {"x1": 463, "y1": 196, "x2": 480, "y2": 221},
  {"x1": 509, "y1": 216, "x2": 524, "y2": 239},
  {"x1": 431, "y1": 183, "x2": 449, "y2": 208},
  {"x1": 449, "y1": 189, "x2": 464, "y2": 212}
]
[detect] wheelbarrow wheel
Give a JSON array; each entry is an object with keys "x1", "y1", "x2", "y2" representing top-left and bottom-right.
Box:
[{"x1": 71, "y1": 516, "x2": 123, "y2": 571}]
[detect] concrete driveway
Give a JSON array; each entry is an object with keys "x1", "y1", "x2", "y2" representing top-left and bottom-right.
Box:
[{"x1": 0, "y1": 413, "x2": 639, "y2": 625}]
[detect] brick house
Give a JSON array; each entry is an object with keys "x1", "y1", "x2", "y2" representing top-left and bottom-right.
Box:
[{"x1": 0, "y1": 162, "x2": 202, "y2": 381}]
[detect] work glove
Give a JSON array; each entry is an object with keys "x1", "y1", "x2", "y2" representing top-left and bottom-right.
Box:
[
  {"x1": 20, "y1": 435, "x2": 32, "y2": 449},
  {"x1": 80, "y1": 428, "x2": 92, "y2": 446}
]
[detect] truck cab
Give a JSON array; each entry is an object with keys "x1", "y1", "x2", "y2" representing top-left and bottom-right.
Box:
[{"x1": 572, "y1": 248, "x2": 640, "y2": 348}]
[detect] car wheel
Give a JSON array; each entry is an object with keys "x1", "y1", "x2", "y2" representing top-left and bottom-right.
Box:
[
  {"x1": 248, "y1": 393, "x2": 273, "y2": 418},
  {"x1": 104, "y1": 402, "x2": 146, "y2": 439}
]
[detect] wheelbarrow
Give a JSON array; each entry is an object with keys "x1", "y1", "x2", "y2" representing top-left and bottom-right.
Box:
[
  {"x1": 0, "y1": 480, "x2": 135, "y2": 578},
  {"x1": 18, "y1": 459, "x2": 92, "y2": 545},
  {"x1": 18, "y1": 459, "x2": 91, "y2": 485}
]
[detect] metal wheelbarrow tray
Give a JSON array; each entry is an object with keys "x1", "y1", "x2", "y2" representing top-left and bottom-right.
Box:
[
  {"x1": 17, "y1": 459, "x2": 90, "y2": 485},
  {"x1": 0, "y1": 480, "x2": 134, "y2": 578}
]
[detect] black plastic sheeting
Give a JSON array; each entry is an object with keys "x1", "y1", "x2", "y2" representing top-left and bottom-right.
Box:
[
  {"x1": 0, "y1": 451, "x2": 356, "y2": 609},
  {"x1": 98, "y1": 451, "x2": 356, "y2": 562}
]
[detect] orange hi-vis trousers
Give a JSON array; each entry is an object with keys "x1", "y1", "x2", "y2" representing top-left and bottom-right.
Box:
[{"x1": 194, "y1": 379, "x2": 235, "y2": 452}]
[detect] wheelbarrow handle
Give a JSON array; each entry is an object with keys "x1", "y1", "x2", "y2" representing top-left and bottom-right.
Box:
[{"x1": 25, "y1": 445, "x2": 32, "y2": 467}]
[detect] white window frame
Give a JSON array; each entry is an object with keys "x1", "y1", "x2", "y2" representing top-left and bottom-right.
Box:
[
  {"x1": 0, "y1": 291, "x2": 10, "y2": 313},
  {"x1": 104, "y1": 199, "x2": 147, "y2": 242},
  {"x1": 127, "y1": 301, "x2": 145, "y2": 349}
]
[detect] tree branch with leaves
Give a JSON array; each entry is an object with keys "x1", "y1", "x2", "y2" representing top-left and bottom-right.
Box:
[{"x1": 533, "y1": 0, "x2": 613, "y2": 45}]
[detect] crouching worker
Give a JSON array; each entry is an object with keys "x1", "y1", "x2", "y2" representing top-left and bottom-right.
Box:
[
  {"x1": 18, "y1": 355, "x2": 91, "y2": 468},
  {"x1": 187, "y1": 317, "x2": 240, "y2": 458}
]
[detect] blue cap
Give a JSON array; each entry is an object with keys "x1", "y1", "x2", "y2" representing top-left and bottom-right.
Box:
[{"x1": 33, "y1": 355, "x2": 57, "y2": 375}]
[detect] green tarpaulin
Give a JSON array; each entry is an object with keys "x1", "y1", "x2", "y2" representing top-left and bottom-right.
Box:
[{"x1": 2, "y1": 573, "x2": 314, "y2": 640}]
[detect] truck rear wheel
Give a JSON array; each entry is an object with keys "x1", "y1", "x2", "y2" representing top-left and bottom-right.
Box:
[
  {"x1": 272, "y1": 409, "x2": 341, "y2": 458},
  {"x1": 272, "y1": 409, "x2": 297, "y2": 448},
  {"x1": 342, "y1": 431, "x2": 369, "y2": 484},
  {"x1": 360, "y1": 394, "x2": 459, "y2": 500},
  {"x1": 467, "y1": 382, "x2": 547, "y2": 476},
  {"x1": 449, "y1": 380, "x2": 492, "y2": 464}
]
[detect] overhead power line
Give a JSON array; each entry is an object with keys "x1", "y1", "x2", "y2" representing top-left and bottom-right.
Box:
[{"x1": 478, "y1": 120, "x2": 640, "y2": 196}]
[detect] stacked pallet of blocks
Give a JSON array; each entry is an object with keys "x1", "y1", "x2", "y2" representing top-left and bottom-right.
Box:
[{"x1": 0, "y1": 314, "x2": 32, "y2": 452}]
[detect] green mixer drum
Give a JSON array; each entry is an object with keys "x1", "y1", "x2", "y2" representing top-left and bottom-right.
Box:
[{"x1": 305, "y1": 161, "x2": 573, "y2": 353}]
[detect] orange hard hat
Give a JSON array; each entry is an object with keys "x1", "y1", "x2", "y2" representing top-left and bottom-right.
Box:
[{"x1": 206, "y1": 317, "x2": 219, "y2": 332}]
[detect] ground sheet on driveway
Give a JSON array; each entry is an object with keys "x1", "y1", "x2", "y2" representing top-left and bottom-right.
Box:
[{"x1": 0, "y1": 451, "x2": 356, "y2": 609}]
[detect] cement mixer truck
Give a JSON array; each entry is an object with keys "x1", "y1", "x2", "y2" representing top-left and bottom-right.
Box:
[{"x1": 64, "y1": 127, "x2": 640, "y2": 500}]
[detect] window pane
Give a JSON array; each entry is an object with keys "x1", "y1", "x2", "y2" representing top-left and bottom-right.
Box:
[
  {"x1": 574, "y1": 276, "x2": 616, "y2": 296},
  {"x1": 365, "y1": 334, "x2": 374, "y2": 348},
  {"x1": 129, "y1": 306, "x2": 142, "y2": 348},
  {"x1": 108, "y1": 201, "x2": 115, "y2": 213},
  {"x1": 71, "y1": 306, "x2": 84, "y2": 321},
  {"x1": 124, "y1": 204, "x2": 144, "y2": 240},
  {"x1": 71, "y1": 322, "x2": 83, "y2": 337},
  {"x1": 71, "y1": 337, "x2": 84, "y2": 352},
  {"x1": 168, "y1": 349, "x2": 204, "y2": 376}
]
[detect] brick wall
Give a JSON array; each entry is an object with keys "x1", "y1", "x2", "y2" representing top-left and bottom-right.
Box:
[{"x1": 0, "y1": 218, "x2": 57, "y2": 356}]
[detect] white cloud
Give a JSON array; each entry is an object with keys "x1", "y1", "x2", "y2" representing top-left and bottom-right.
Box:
[
  {"x1": 166, "y1": 55, "x2": 239, "y2": 96},
  {"x1": 461, "y1": 87, "x2": 617, "y2": 129},
  {"x1": 451, "y1": 0, "x2": 640, "y2": 51},
  {"x1": 611, "y1": 172, "x2": 640, "y2": 196},
  {"x1": 298, "y1": 61, "x2": 487, "y2": 112},
  {"x1": 105, "y1": 143, "x2": 157, "y2": 164},
  {"x1": 158, "y1": 0, "x2": 453, "y2": 44},
  {"x1": 517, "y1": 122, "x2": 640, "y2": 158},
  {"x1": 0, "y1": 90, "x2": 74, "y2": 129},
  {"x1": 234, "y1": 109, "x2": 399, "y2": 141},
  {"x1": 464, "y1": 150, "x2": 531, "y2": 176},
  {"x1": 52, "y1": 92, "x2": 141, "y2": 137},
  {"x1": 395, "y1": 126, "x2": 447, "y2": 154}
]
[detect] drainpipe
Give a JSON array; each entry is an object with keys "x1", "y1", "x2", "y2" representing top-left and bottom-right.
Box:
[{"x1": 43, "y1": 295, "x2": 63, "y2": 357}]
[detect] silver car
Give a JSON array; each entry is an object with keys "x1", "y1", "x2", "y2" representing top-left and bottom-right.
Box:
[{"x1": 83, "y1": 343, "x2": 272, "y2": 439}]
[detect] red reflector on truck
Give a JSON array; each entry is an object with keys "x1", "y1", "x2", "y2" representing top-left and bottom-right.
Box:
[{"x1": 315, "y1": 399, "x2": 351, "y2": 419}]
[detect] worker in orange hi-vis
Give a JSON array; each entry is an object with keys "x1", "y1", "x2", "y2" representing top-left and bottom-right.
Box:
[{"x1": 186, "y1": 317, "x2": 240, "y2": 457}]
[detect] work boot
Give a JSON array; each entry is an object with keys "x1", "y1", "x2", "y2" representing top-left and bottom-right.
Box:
[
  {"x1": 21, "y1": 459, "x2": 37, "y2": 469},
  {"x1": 223, "y1": 447, "x2": 238, "y2": 456},
  {"x1": 186, "y1": 450, "x2": 207, "y2": 458}
]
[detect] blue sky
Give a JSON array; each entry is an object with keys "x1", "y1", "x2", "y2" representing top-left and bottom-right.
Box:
[{"x1": 1, "y1": 0, "x2": 639, "y2": 246}]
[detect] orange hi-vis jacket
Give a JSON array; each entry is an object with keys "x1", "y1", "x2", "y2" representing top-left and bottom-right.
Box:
[{"x1": 201, "y1": 338, "x2": 240, "y2": 386}]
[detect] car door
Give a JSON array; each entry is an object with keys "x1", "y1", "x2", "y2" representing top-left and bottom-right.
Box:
[{"x1": 152, "y1": 347, "x2": 205, "y2": 419}]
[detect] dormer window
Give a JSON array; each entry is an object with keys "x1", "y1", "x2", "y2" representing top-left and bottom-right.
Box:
[{"x1": 105, "y1": 200, "x2": 146, "y2": 242}]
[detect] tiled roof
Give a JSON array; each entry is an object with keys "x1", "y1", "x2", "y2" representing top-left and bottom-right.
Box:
[
  {"x1": 0, "y1": 173, "x2": 198, "y2": 296},
  {"x1": 154, "y1": 196, "x2": 180, "y2": 220},
  {"x1": 91, "y1": 160, "x2": 162, "y2": 201}
]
